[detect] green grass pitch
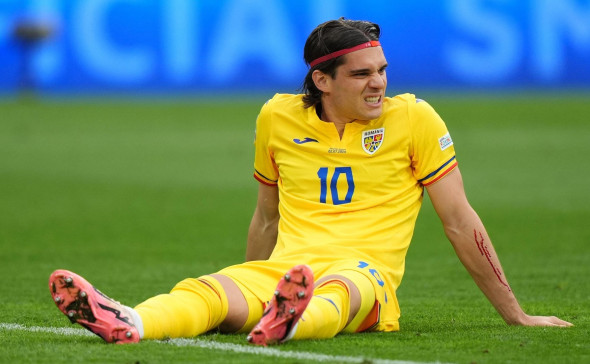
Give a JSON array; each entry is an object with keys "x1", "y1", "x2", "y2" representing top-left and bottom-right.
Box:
[{"x1": 0, "y1": 93, "x2": 589, "y2": 363}]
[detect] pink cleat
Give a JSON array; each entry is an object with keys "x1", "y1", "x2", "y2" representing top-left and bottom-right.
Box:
[
  {"x1": 49, "y1": 269, "x2": 139, "y2": 344},
  {"x1": 247, "y1": 264, "x2": 314, "y2": 346}
]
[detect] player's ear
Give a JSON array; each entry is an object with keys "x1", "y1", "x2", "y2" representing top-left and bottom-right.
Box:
[{"x1": 312, "y1": 70, "x2": 330, "y2": 93}]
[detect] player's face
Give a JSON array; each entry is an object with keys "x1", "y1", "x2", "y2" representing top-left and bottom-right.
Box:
[{"x1": 323, "y1": 47, "x2": 388, "y2": 123}]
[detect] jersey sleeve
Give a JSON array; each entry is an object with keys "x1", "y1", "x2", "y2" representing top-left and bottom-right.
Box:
[
  {"x1": 408, "y1": 98, "x2": 458, "y2": 186},
  {"x1": 253, "y1": 97, "x2": 279, "y2": 186}
]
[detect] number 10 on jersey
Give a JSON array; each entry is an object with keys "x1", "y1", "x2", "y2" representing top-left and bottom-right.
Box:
[{"x1": 317, "y1": 167, "x2": 355, "y2": 205}]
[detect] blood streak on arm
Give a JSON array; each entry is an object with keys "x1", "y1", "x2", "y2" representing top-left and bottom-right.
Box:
[{"x1": 474, "y1": 229, "x2": 512, "y2": 292}]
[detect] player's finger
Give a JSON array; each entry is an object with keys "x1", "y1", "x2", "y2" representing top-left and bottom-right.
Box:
[
  {"x1": 539, "y1": 316, "x2": 573, "y2": 327},
  {"x1": 551, "y1": 317, "x2": 573, "y2": 327}
]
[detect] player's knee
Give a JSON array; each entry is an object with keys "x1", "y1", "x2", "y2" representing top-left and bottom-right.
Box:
[
  {"x1": 207, "y1": 274, "x2": 249, "y2": 332},
  {"x1": 218, "y1": 303, "x2": 249, "y2": 333},
  {"x1": 209, "y1": 274, "x2": 267, "y2": 333}
]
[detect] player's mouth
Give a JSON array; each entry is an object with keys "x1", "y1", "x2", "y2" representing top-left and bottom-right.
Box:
[{"x1": 364, "y1": 95, "x2": 382, "y2": 105}]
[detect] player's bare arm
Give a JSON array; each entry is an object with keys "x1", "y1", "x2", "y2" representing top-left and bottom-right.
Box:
[
  {"x1": 425, "y1": 168, "x2": 572, "y2": 327},
  {"x1": 246, "y1": 183, "x2": 280, "y2": 261}
]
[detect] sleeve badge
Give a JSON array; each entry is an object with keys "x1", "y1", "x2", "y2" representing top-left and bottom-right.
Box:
[{"x1": 438, "y1": 133, "x2": 453, "y2": 151}]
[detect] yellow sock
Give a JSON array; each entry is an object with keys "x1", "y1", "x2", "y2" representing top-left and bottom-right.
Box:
[
  {"x1": 292, "y1": 280, "x2": 350, "y2": 339},
  {"x1": 134, "y1": 277, "x2": 228, "y2": 339}
]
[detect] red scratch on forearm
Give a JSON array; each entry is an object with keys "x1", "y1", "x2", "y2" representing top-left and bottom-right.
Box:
[{"x1": 474, "y1": 229, "x2": 512, "y2": 292}]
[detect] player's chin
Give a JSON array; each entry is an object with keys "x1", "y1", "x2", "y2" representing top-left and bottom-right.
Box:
[
  {"x1": 361, "y1": 99, "x2": 383, "y2": 116},
  {"x1": 360, "y1": 107, "x2": 383, "y2": 121}
]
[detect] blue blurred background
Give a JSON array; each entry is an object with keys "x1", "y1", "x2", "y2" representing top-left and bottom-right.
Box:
[{"x1": 1, "y1": 0, "x2": 590, "y2": 95}]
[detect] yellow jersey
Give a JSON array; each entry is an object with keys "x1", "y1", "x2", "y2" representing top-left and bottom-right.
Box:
[{"x1": 252, "y1": 93, "x2": 457, "y2": 330}]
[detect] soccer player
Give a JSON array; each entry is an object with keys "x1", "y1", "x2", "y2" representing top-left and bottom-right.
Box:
[{"x1": 48, "y1": 18, "x2": 571, "y2": 345}]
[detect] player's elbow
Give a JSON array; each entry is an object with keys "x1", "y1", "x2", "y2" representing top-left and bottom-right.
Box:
[{"x1": 441, "y1": 212, "x2": 475, "y2": 242}]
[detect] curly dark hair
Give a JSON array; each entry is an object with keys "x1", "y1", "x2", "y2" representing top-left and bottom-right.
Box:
[{"x1": 301, "y1": 18, "x2": 381, "y2": 109}]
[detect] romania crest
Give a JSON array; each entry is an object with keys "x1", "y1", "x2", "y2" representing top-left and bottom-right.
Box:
[{"x1": 362, "y1": 128, "x2": 385, "y2": 155}]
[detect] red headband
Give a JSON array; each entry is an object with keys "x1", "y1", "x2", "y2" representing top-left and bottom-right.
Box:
[{"x1": 309, "y1": 40, "x2": 381, "y2": 68}]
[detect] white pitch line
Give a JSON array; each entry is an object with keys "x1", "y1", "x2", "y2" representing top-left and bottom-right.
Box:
[
  {"x1": 1, "y1": 323, "x2": 95, "y2": 337},
  {"x1": 1, "y1": 323, "x2": 448, "y2": 364}
]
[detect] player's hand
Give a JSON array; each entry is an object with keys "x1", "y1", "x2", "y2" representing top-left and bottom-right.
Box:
[{"x1": 516, "y1": 315, "x2": 573, "y2": 327}]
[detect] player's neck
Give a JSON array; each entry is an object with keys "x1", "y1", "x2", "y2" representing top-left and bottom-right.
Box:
[{"x1": 317, "y1": 103, "x2": 355, "y2": 139}]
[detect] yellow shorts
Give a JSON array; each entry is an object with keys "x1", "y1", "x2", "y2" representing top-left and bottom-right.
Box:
[{"x1": 211, "y1": 258, "x2": 400, "y2": 332}]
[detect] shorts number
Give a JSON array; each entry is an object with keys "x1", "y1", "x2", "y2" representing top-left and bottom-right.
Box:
[
  {"x1": 317, "y1": 167, "x2": 355, "y2": 205},
  {"x1": 358, "y1": 260, "x2": 387, "y2": 303},
  {"x1": 357, "y1": 261, "x2": 385, "y2": 287}
]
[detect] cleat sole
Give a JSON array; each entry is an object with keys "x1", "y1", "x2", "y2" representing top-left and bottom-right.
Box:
[
  {"x1": 49, "y1": 269, "x2": 139, "y2": 344},
  {"x1": 247, "y1": 265, "x2": 314, "y2": 346}
]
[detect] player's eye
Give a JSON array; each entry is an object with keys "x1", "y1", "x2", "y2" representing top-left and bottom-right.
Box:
[{"x1": 351, "y1": 72, "x2": 369, "y2": 77}]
